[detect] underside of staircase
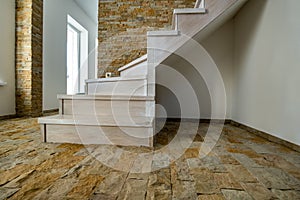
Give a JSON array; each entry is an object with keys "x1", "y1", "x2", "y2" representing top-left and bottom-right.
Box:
[{"x1": 38, "y1": 0, "x2": 248, "y2": 147}]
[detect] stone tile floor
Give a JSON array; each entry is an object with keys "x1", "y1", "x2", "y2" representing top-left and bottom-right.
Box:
[{"x1": 0, "y1": 117, "x2": 300, "y2": 200}]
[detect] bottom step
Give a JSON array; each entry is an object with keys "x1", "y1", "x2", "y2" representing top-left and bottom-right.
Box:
[
  {"x1": 41, "y1": 124, "x2": 153, "y2": 147},
  {"x1": 39, "y1": 115, "x2": 154, "y2": 147}
]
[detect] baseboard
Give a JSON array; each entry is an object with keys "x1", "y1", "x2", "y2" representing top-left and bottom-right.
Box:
[
  {"x1": 230, "y1": 120, "x2": 300, "y2": 153},
  {"x1": 0, "y1": 109, "x2": 58, "y2": 120},
  {"x1": 43, "y1": 109, "x2": 59, "y2": 116},
  {"x1": 155, "y1": 118, "x2": 231, "y2": 124},
  {"x1": 0, "y1": 114, "x2": 17, "y2": 121}
]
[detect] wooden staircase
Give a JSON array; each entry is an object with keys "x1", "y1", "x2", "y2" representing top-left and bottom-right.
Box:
[
  {"x1": 39, "y1": 95, "x2": 155, "y2": 146},
  {"x1": 38, "y1": 0, "x2": 248, "y2": 147}
]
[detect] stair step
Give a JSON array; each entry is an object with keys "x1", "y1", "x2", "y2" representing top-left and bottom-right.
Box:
[
  {"x1": 120, "y1": 61, "x2": 147, "y2": 77},
  {"x1": 147, "y1": 30, "x2": 180, "y2": 37},
  {"x1": 58, "y1": 94, "x2": 154, "y2": 101},
  {"x1": 195, "y1": 0, "x2": 205, "y2": 9},
  {"x1": 174, "y1": 8, "x2": 206, "y2": 14},
  {"x1": 85, "y1": 76, "x2": 147, "y2": 96},
  {"x1": 39, "y1": 94, "x2": 155, "y2": 147},
  {"x1": 118, "y1": 55, "x2": 147, "y2": 72},
  {"x1": 86, "y1": 75, "x2": 147, "y2": 84},
  {"x1": 58, "y1": 95, "x2": 155, "y2": 117},
  {"x1": 40, "y1": 124, "x2": 153, "y2": 147},
  {"x1": 38, "y1": 115, "x2": 153, "y2": 127}
]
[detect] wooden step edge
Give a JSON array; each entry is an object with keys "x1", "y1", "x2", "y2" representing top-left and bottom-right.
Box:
[
  {"x1": 38, "y1": 115, "x2": 154, "y2": 128},
  {"x1": 118, "y1": 55, "x2": 148, "y2": 72},
  {"x1": 86, "y1": 76, "x2": 121, "y2": 83},
  {"x1": 57, "y1": 94, "x2": 155, "y2": 101},
  {"x1": 147, "y1": 30, "x2": 180, "y2": 37},
  {"x1": 86, "y1": 75, "x2": 147, "y2": 84},
  {"x1": 173, "y1": 8, "x2": 206, "y2": 14}
]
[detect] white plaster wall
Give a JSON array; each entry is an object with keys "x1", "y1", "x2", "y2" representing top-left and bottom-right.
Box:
[
  {"x1": 202, "y1": 20, "x2": 234, "y2": 119},
  {"x1": 156, "y1": 20, "x2": 234, "y2": 119},
  {"x1": 232, "y1": 0, "x2": 300, "y2": 145},
  {"x1": 43, "y1": 0, "x2": 98, "y2": 110},
  {"x1": 0, "y1": 0, "x2": 15, "y2": 116}
]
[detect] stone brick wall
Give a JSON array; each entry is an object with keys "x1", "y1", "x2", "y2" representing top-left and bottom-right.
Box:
[
  {"x1": 16, "y1": 0, "x2": 43, "y2": 117},
  {"x1": 31, "y1": 0, "x2": 43, "y2": 116},
  {"x1": 98, "y1": 0, "x2": 195, "y2": 77}
]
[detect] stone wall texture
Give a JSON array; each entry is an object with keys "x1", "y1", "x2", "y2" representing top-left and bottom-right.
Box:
[
  {"x1": 98, "y1": 0, "x2": 195, "y2": 77},
  {"x1": 16, "y1": 0, "x2": 43, "y2": 117},
  {"x1": 13, "y1": 0, "x2": 193, "y2": 116}
]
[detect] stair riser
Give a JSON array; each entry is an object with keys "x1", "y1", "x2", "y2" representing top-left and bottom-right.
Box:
[
  {"x1": 120, "y1": 62, "x2": 147, "y2": 77},
  {"x1": 87, "y1": 79, "x2": 147, "y2": 95},
  {"x1": 39, "y1": 117, "x2": 153, "y2": 127},
  {"x1": 61, "y1": 99, "x2": 154, "y2": 117},
  {"x1": 177, "y1": 14, "x2": 205, "y2": 35},
  {"x1": 41, "y1": 124, "x2": 153, "y2": 147}
]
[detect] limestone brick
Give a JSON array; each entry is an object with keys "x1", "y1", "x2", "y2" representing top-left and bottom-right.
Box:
[
  {"x1": 98, "y1": 0, "x2": 195, "y2": 77},
  {"x1": 15, "y1": 0, "x2": 43, "y2": 117}
]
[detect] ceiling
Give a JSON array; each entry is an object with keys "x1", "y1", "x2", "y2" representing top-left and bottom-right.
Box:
[{"x1": 74, "y1": 0, "x2": 98, "y2": 23}]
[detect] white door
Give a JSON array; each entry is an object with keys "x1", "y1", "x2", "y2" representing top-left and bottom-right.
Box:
[
  {"x1": 67, "y1": 15, "x2": 88, "y2": 94},
  {"x1": 67, "y1": 24, "x2": 80, "y2": 94}
]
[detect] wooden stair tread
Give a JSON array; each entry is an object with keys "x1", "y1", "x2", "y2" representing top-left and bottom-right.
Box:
[
  {"x1": 147, "y1": 30, "x2": 180, "y2": 37},
  {"x1": 57, "y1": 94, "x2": 155, "y2": 101},
  {"x1": 39, "y1": 115, "x2": 154, "y2": 127},
  {"x1": 86, "y1": 75, "x2": 147, "y2": 83},
  {"x1": 173, "y1": 8, "x2": 206, "y2": 14}
]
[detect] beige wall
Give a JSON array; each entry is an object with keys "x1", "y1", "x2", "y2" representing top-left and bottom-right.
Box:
[
  {"x1": 0, "y1": 0, "x2": 15, "y2": 116},
  {"x1": 232, "y1": 0, "x2": 300, "y2": 145}
]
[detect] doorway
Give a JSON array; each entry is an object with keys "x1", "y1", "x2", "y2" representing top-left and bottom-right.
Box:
[{"x1": 67, "y1": 15, "x2": 88, "y2": 94}]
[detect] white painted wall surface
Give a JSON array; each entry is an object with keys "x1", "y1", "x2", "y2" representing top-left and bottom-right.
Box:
[
  {"x1": 156, "y1": 20, "x2": 234, "y2": 119},
  {"x1": 232, "y1": 0, "x2": 300, "y2": 145},
  {"x1": 201, "y1": 20, "x2": 234, "y2": 119},
  {"x1": 44, "y1": 0, "x2": 98, "y2": 110},
  {"x1": 0, "y1": 0, "x2": 15, "y2": 116}
]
